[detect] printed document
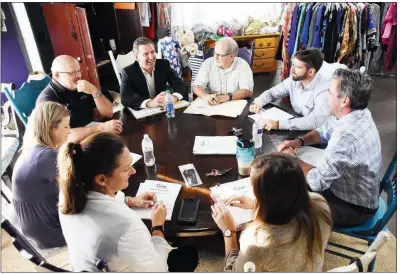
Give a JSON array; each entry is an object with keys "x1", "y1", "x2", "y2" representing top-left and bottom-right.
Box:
[
  {"x1": 184, "y1": 98, "x2": 247, "y2": 118},
  {"x1": 193, "y1": 136, "x2": 238, "y2": 155},
  {"x1": 210, "y1": 177, "x2": 255, "y2": 228},
  {"x1": 296, "y1": 146, "x2": 325, "y2": 167},
  {"x1": 128, "y1": 100, "x2": 190, "y2": 119},
  {"x1": 133, "y1": 180, "x2": 182, "y2": 221},
  {"x1": 248, "y1": 106, "x2": 294, "y2": 122}
]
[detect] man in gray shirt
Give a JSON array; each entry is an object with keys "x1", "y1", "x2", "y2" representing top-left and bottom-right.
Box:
[
  {"x1": 250, "y1": 48, "x2": 330, "y2": 131},
  {"x1": 193, "y1": 37, "x2": 254, "y2": 106},
  {"x1": 279, "y1": 69, "x2": 381, "y2": 226}
]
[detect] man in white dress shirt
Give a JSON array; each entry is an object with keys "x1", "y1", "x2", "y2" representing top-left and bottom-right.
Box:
[
  {"x1": 250, "y1": 48, "x2": 330, "y2": 131},
  {"x1": 193, "y1": 37, "x2": 254, "y2": 105}
]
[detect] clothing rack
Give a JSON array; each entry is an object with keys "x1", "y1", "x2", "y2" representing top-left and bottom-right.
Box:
[{"x1": 278, "y1": 2, "x2": 396, "y2": 80}]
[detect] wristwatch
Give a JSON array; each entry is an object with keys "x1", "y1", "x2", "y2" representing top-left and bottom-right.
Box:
[
  {"x1": 151, "y1": 225, "x2": 164, "y2": 234},
  {"x1": 296, "y1": 136, "x2": 305, "y2": 147},
  {"x1": 93, "y1": 91, "x2": 103, "y2": 99},
  {"x1": 223, "y1": 229, "x2": 233, "y2": 238},
  {"x1": 228, "y1": 93, "x2": 233, "y2": 101}
]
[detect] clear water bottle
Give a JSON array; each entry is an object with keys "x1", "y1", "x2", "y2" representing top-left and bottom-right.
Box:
[
  {"x1": 165, "y1": 85, "x2": 175, "y2": 118},
  {"x1": 252, "y1": 121, "x2": 262, "y2": 149},
  {"x1": 142, "y1": 134, "x2": 155, "y2": 166}
]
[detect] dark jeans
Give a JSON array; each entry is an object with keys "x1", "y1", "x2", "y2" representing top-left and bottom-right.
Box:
[
  {"x1": 167, "y1": 246, "x2": 199, "y2": 272},
  {"x1": 319, "y1": 189, "x2": 378, "y2": 227}
]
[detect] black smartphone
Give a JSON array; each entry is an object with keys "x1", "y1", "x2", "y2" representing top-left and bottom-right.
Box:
[
  {"x1": 178, "y1": 198, "x2": 200, "y2": 225},
  {"x1": 182, "y1": 169, "x2": 198, "y2": 186}
]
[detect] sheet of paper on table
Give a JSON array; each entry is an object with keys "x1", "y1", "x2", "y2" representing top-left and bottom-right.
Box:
[
  {"x1": 130, "y1": 152, "x2": 142, "y2": 165},
  {"x1": 210, "y1": 177, "x2": 255, "y2": 228},
  {"x1": 248, "y1": 106, "x2": 294, "y2": 122},
  {"x1": 132, "y1": 180, "x2": 182, "y2": 221},
  {"x1": 128, "y1": 100, "x2": 190, "y2": 119},
  {"x1": 296, "y1": 146, "x2": 325, "y2": 167},
  {"x1": 193, "y1": 136, "x2": 238, "y2": 155},
  {"x1": 184, "y1": 97, "x2": 247, "y2": 118},
  {"x1": 85, "y1": 121, "x2": 102, "y2": 127}
]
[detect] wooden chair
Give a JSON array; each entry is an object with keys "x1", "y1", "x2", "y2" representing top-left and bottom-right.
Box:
[{"x1": 108, "y1": 50, "x2": 135, "y2": 85}]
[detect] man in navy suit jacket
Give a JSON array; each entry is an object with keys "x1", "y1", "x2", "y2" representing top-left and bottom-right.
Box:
[{"x1": 120, "y1": 37, "x2": 187, "y2": 110}]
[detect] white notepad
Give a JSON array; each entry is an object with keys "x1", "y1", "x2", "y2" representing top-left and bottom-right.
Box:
[
  {"x1": 193, "y1": 136, "x2": 238, "y2": 155},
  {"x1": 210, "y1": 177, "x2": 255, "y2": 228},
  {"x1": 296, "y1": 146, "x2": 325, "y2": 167},
  {"x1": 132, "y1": 180, "x2": 182, "y2": 221},
  {"x1": 248, "y1": 107, "x2": 294, "y2": 122},
  {"x1": 184, "y1": 98, "x2": 247, "y2": 118},
  {"x1": 128, "y1": 100, "x2": 190, "y2": 119}
]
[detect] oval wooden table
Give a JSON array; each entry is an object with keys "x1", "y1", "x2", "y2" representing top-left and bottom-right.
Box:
[{"x1": 119, "y1": 101, "x2": 302, "y2": 237}]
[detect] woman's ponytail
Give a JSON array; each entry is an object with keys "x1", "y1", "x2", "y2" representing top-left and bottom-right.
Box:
[{"x1": 57, "y1": 142, "x2": 88, "y2": 215}]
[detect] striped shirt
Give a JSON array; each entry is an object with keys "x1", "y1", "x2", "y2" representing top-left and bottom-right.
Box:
[
  {"x1": 188, "y1": 55, "x2": 204, "y2": 86},
  {"x1": 193, "y1": 57, "x2": 254, "y2": 94},
  {"x1": 307, "y1": 108, "x2": 382, "y2": 209}
]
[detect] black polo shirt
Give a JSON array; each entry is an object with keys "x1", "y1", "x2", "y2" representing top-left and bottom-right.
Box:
[{"x1": 36, "y1": 79, "x2": 96, "y2": 128}]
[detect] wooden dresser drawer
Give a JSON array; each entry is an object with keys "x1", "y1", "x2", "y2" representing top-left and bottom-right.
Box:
[
  {"x1": 253, "y1": 48, "x2": 276, "y2": 60},
  {"x1": 252, "y1": 58, "x2": 276, "y2": 70},
  {"x1": 254, "y1": 37, "x2": 276, "y2": 49}
]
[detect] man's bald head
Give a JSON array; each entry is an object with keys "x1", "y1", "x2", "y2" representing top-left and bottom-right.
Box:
[
  {"x1": 51, "y1": 55, "x2": 80, "y2": 74},
  {"x1": 51, "y1": 55, "x2": 82, "y2": 91}
]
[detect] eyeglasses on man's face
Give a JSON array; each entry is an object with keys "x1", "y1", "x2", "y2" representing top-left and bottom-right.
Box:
[
  {"x1": 57, "y1": 69, "x2": 83, "y2": 77},
  {"x1": 214, "y1": 52, "x2": 231, "y2": 58}
]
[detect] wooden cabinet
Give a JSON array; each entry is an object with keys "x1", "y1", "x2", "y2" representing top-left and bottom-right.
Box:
[{"x1": 206, "y1": 33, "x2": 280, "y2": 73}]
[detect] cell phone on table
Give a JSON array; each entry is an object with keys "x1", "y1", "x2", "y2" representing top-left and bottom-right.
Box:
[{"x1": 178, "y1": 198, "x2": 200, "y2": 225}]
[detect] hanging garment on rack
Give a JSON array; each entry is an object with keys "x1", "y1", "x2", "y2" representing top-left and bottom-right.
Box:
[
  {"x1": 300, "y1": 4, "x2": 313, "y2": 48},
  {"x1": 157, "y1": 3, "x2": 171, "y2": 28},
  {"x1": 159, "y1": 37, "x2": 182, "y2": 77},
  {"x1": 382, "y1": 3, "x2": 397, "y2": 72},
  {"x1": 323, "y1": 7, "x2": 338, "y2": 63},
  {"x1": 311, "y1": 5, "x2": 325, "y2": 49},
  {"x1": 282, "y1": 3, "x2": 294, "y2": 80},
  {"x1": 137, "y1": 3, "x2": 150, "y2": 27},
  {"x1": 293, "y1": 4, "x2": 306, "y2": 53},
  {"x1": 188, "y1": 53, "x2": 205, "y2": 86},
  {"x1": 143, "y1": 3, "x2": 156, "y2": 40},
  {"x1": 307, "y1": 4, "x2": 319, "y2": 48},
  {"x1": 287, "y1": 4, "x2": 300, "y2": 55}
]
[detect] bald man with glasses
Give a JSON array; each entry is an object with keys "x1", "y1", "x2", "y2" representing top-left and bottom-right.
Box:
[
  {"x1": 193, "y1": 37, "x2": 254, "y2": 105},
  {"x1": 37, "y1": 55, "x2": 122, "y2": 142}
]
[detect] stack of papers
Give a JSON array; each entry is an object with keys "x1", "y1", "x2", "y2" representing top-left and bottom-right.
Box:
[
  {"x1": 193, "y1": 136, "x2": 238, "y2": 155},
  {"x1": 296, "y1": 146, "x2": 325, "y2": 167},
  {"x1": 128, "y1": 100, "x2": 190, "y2": 119},
  {"x1": 184, "y1": 98, "x2": 247, "y2": 118},
  {"x1": 210, "y1": 177, "x2": 255, "y2": 228},
  {"x1": 133, "y1": 180, "x2": 182, "y2": 221},
  {"x1": 248, "y1": 107, "x2": 294, "y2": 122}
]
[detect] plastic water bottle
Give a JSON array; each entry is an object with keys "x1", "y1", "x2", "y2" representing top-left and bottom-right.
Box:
[
  {"x1": 142, "y1": 134, "x2": 155, "y2": 166},
  {"x1": 244, "y1": 262, "x2": 256, "y2": 272},
  {"x1": 252, "y1": 121, "x2": 262, "y2": 149},
  {"x1": 165, "y1": 85, "x2": 175, "y2": 118}
]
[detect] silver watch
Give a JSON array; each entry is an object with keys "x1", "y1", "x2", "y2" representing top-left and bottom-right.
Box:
[
  {"x1": 93, "y1": 91, "x2": 103, "y2": 99},
  {"x1": 223, "y1": 229, "x2": 232, "y2": 238}
]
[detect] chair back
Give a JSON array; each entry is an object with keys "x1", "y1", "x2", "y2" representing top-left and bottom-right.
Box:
[
  {"x1": 328, "y1": 231, "x2": 390, "y2": 272},
  {"x1": 108, "y1": 50, "x2": 135, "y2": 85},
  {"x1": 1, "y1": 219, "x2": 68, "y2": 272},
  {"x1": 237, "y1": 41, "x2": 255, "y2": 67},
  {"x1": 2, "y1": 76, "x2": 51, "y2": 126},
  {"x1": 376, "y1": 153, "x2": 397, "y2": 233}
]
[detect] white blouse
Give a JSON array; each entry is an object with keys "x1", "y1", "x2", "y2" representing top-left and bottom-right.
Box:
[{"x1": 59, "y1": 191, "x2": 173, "y2": 272}]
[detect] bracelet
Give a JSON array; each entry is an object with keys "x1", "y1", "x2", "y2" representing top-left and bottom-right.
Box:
[
  {"x1": 124, "y1": 197, "x2": 130, "y2": 206},
  {"x1": 93, "y1": 91, "x2": 103, "y2": 99},
  {"x1": 296, "y1": 137, "x2": 305, "y2": 147}
]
